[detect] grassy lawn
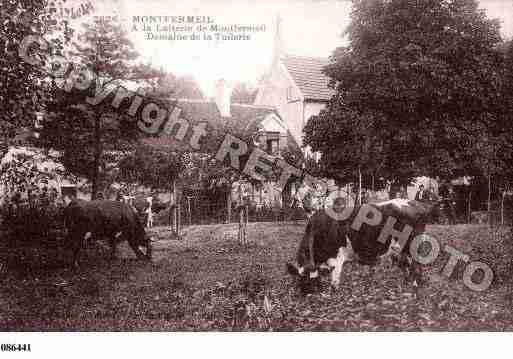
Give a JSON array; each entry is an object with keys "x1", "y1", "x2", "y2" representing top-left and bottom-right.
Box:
[{"x1": 1, "y1": 222, "x2": 512, "y2": 331}]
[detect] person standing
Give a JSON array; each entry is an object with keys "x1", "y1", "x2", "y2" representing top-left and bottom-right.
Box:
[
  {"x1": 415, "y1": 184, "x2": 427, "y2": 201},
  {"x1": 447, "y1": 187, "x2": 457, "y2": 224},
  {"x1": 145, "y1": 196, "x2": 154, "y2": 228}
]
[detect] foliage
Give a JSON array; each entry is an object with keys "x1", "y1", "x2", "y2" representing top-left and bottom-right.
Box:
[
  {"x1": 0, "y1": 151, "x2": 61, "y2": 194},
  {"x1": 0, "y1": 191, "x2": 65, "y2": 242},
  {"x1": 38, "y1": 99, "x2": 139, "y2": 187},
  {"x1": 38, "y1": 18, "x2": 159, "y2": 198},
  {"x1": 116, "y1": 144, "x2": 187, "y2": 191},
  {"x1": 39, "y1": 17, "x2": 207, "y2": 199},
  {"x1": 230, "y1": 82, "x2": 257, "y2": 104},
  {"x1": 147, "y1": 71, "x2": 204, "y2": 100},
  {"x1": 305, "y1": 0, "x2": 513, "y2": 189},
  {"x1": 0, "y1": 152, "x2": 66, "y2": 240},
  {"x1": 0, "y1": 0, "x2": 69, "y2": 154}
]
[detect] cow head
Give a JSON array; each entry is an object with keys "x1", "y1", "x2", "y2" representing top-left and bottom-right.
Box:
[
  {"x1": 412, "y1": 199, "x2": 440, "y2": 224},
  {"x1": 286, "y1": 262, "x2": 324, "y2": 294}
]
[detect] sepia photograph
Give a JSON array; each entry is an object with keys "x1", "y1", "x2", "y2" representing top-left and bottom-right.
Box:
[{"x1": 1, "y1": 0, "x2": 513, "y2": 349}]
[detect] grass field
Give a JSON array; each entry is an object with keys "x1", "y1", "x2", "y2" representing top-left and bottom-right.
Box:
[{"x1": 1, "y1": 222, "x2": 512, "y2": 331}]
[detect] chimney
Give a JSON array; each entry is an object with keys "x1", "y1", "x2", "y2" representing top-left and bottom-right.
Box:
[
  {"x1": 272, "y1": 14, "x2": 284, "y2": 66},
  {"x1": 214, "y1": 78, "x2": 233, "y2": 118}
]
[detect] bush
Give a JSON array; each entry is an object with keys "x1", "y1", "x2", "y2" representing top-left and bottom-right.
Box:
[
  {"x1": 0, "y1": 151, "x2": 66, "y2": 244},
  {"x1": 0, "y1": 192, "x2": 66, "y2": 244}
]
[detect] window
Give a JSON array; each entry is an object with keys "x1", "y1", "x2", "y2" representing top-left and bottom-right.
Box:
[
  {"x1": 267, "y1": 139, "x2": 279, "y2": 155},
  {"x1": 265, "y1": 132, "x2": 280, "y2": 155}
]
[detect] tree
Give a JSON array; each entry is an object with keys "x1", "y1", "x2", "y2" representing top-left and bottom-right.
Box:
[
  {"x1": 39, "y1": 17, "x2": 161, "y2": 199},
  {"x1": 230, "y1": 82, "x2": 257, "y2": 104},
  {"x1": 0, "y1": 0, "x2": 69, "y2": 158},
  {"x1": 116, "y1": 144, "x2": 186, "y2": 192},
  {"x1": 136, "y1": 66, "x2": 204, "y2": 100},
  {"x1": 305, "y1": 0, "x2": 509, "y2": 191}
]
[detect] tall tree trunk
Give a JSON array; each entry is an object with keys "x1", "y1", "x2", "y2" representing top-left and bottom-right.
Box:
[
  {"x1": 487, "y1": 174, "x2": 491, "y2": 224},
  {"x1": 169, "y1": 179, "x2": 175, "y2": 229},
  {"x1": 467, "y1": 191, "x2": 472, "y2": 224},
  {"x1": 168, "y1": 183, "x2": 173, "y2": 227},
  {"x1": 91, "y1": 113, "x2": 102, "y2": 200},
  {"x1": 357, "y1": 165, "x2": 362, "y2": 205}
]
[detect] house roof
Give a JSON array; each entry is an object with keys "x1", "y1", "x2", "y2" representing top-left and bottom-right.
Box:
[
  {"x1": 281, "y1": 54, "x2": 335, "y2": 102},
  {"x1": 142, "y1": 99, "x2": 301, "y2": 153},
  {"x1": 166, "y1": 99, "x2": 280, "y2": 136}
]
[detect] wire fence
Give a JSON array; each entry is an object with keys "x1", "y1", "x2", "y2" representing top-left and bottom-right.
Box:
[
  {"x1": 153, "y1": 197, "x2": 308, "y2": 228},
  {"x1": 150, "y1": 195, "x2": 513, "y2": 231}
]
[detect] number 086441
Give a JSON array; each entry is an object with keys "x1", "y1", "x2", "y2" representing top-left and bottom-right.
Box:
[{"x1": 1, "y1": 344, "x2": 31, "y2": 352}]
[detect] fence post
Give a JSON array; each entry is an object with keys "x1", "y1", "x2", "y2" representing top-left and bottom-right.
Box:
[
  {"x1": 173, "y1": 180, "x2": 178, "y2": 234},
  {"x1": 187, "y1": 196, "x2": 192, "y2": 226},
  {"x1": 467, "y1": 191, "x2": 472, "y2": 224},
  {"x1": 227, "y1": 189, "x2": 231, "y2": 224},
  {"x1": 501, "y1": 191, "x2": 505, "y2": 226},
  {"x1": 177, "y1": 203, "x2": 181, "y2": 237}
]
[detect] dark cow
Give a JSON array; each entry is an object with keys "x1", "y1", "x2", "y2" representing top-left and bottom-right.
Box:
[
  {"x1": 64, "y1": 199, "x2": 152, "y2": 267},
  {"x1": 287, "y1": 198, "x2": 437, "y2": 293}
]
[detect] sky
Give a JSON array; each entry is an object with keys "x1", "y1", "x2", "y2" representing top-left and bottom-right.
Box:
[{"x1": 65, "y1": 0, "x2": 513, "y2": 97}]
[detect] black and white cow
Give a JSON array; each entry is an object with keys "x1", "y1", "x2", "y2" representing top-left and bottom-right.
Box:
[
  {"x1": 63, "y1": 199, "x2": 152, "y2": 267},
  {"x1": 287, "y1": 198, "x2": 437, "y2": 293}
]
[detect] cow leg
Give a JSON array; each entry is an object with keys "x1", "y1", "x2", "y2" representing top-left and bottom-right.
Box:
[
  {"x1": 328, "y1": 236, "x2": 355, "y2": 289},
  {"x1": 109, "y1": 232, "x2": 123, "y2": 260},
  {"x1": 379, "y1": 238, "x2": 401, "y2": 269},
  {"x1": 72, "y1": 238, "x2": 81, "y2": 269},
  {"x1": 398, "y1": 252, "x2": 421, "y2": 287},
  {"x1": 68, "y1": 230, "x2": 88, "y2": 268},
  {"x1": 126, "y1": 234, "x2": 148, "y2": 260},
  {"x1": 128, "y1": 242, "x2": 147, "y2": 259},
  {"x1": 408, "y1": 255, "x2": 422, "y2": 287},
  {"x1": 329, "y1": 246, "x2": 348, "y2": 289}
]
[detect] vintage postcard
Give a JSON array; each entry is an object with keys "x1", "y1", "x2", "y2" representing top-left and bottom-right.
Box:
[{"x1": 1, "y1": 0, "x2": 513, "y2": 353}]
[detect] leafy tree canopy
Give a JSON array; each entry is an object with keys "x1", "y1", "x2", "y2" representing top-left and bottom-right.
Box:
[{"x1": 305, "y1": 0, "x2": 512, "y2": 189}]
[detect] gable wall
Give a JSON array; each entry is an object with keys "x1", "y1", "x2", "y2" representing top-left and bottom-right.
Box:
[{"x1": 254, "y1": 62, "x2": 304, "y2": 147}]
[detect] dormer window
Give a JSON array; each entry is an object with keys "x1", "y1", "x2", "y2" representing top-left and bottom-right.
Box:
[{"x1": 265, "y1": 132, "x2": 280, "y2": 155}]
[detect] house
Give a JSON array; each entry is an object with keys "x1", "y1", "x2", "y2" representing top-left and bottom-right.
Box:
[
  {"x1": 143, "y1": 85, "x2": 299, "y2": 158},
  {"x1": 142, "y1": 84, "x2": 303, "y2": 210},
  {"x1": 252, "y1": 17, "x2": 451, "y2": 202},
  {"x1": 253, "y1": 16, "x2": 335, "y2": 153}
]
